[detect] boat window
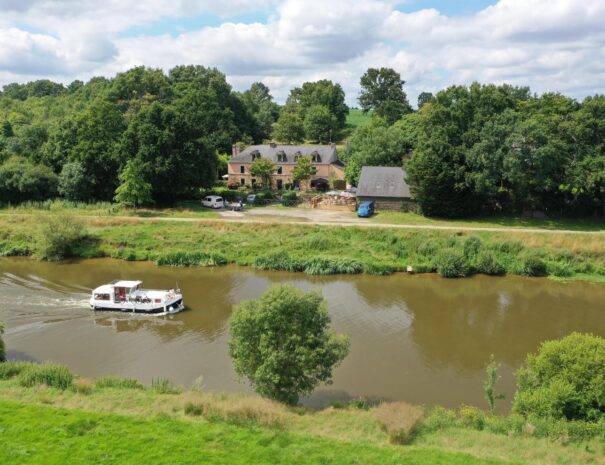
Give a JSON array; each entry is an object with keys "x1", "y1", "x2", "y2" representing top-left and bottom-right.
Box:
[{"x1": 94, "y1": 293, "x2": 110, "y2": 301}]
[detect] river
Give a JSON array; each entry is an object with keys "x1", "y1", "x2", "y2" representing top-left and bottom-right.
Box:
[{"x1": 2, "y1": 257, "x2": 604, "y2": 409}]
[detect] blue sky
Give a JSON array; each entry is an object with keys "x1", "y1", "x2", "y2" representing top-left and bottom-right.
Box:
[{"x1": 0, "y1": 0, "x2": 603, "y2": 105}]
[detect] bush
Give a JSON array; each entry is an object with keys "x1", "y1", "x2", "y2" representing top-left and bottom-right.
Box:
[
  {"x1": 155, "y1": 251, "x2": 227, "y2": 267},
  {"x1": 518, "y1": 252, "x2": 547, "y2": 277},
  {"x1": 34, "y1": 213, "x2": 87, "y2": 261},
  {"x1": 229, "y1": 284, "x2": 349, "y2": 405},
  {"x1": 95, "y1": 376, "x2": 144, "y2": 390},
  {"x1": 303, "y1": 257, "x2": 363, "y2": 275},
  {"x1": 475, "y1": 250, "x2": 506, "y2": 276},
  {"x1": 184, "y1": 402, "x2": 204, "y2": 416},
  {"x1": 547, "y1": 261, "x2": 574, "y2": 278},
  {"x1": 459, "y1": 405, "x2": 486, "y2": 430},
  {"x1": 514, "y1": 333, "x2": 605, "y2": 421},
  {"x1": 281, "y1": 191, "x2": 298, "y2": 206},
  {"x1": 18, "y1": 363, "x2": 74, "y2": 389},
  {"x1": 254, "y1": 252, "x2": 305, "y2": 272},
  {"x1": 72, "y1": 378, "x2": 94, "y2": 395},
  {"x1": 151, "y1": 377, "x2": 180, "y2": 394},
  {"x1": 372, "y1": 402, "x2": 424, "y2": 445},
  {"x1": 0, "y1": 361, "x2": 29, "y2": 379},
  {"x1": 463, "y1": 235, "x2": 483, "y2": 258},
  {"x1": 435, "y1": 248, "x2": 471, "y2": 278}
]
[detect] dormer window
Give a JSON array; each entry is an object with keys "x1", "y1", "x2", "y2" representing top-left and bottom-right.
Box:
[
  {"x1": 311, "y1": 151, "x2": 321, "y2": 163},
  {"x1": 251, "y1": 150, "x2": 261, "y2": 161},
  {"x1": 276, "y1": 151, "x2": 287, "y2": 162},
  {"x1": 293, "y1": 151, "x2": 302, "y2": 162}
]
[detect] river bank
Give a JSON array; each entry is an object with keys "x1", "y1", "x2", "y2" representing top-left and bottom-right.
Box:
[
  {"x1": 1, "y1": 213, "x2": 605, "y2": 281},
  {"x1": 1, "y1": 363, "x2": 603, "y2": 465}
]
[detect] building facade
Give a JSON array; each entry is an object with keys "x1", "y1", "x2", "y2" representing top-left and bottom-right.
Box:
[{"x1": 227, "y1": 143, "x2": 345, "y2": 190}]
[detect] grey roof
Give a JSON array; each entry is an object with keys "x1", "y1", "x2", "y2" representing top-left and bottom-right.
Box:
[
  {"x1": 231, "y1": 144, "x2": 338, "y2": 164},
  {"x1": 356, "y1": 166, "x2": 411, "y2": 199}
]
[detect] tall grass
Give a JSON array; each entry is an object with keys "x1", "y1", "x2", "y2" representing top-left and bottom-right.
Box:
[
  {"x1": 372, "y1": 402, "x2": 425, "y2": 445},
  {"x1": 17, "y1": 363, "x2": 74, "y2": 389},
  {"x1": 95, "y1": 376, "x2": 144, "y2": 390},
  {"x1": 155, "y1": 251, "x2": 227, "y2": 267}
]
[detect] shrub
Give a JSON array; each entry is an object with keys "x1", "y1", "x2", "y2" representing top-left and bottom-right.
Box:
[
  {"x1": 303, "y1": 257, "x2": 363, "y2": 275},
  {"x1": 0, "y1": 241, "x2": 31, "y2": 257},
  {"x1": 363, "y1": 262, "x2": 396, "y2": 276},
  {"x1": 372, "y1": 401, "x2": 424, "y2": 445},
  {"x1": 435, "y1": 248, "x2": 471, "y2": 278},
  {"x1": 95, "y1": 376, "x2": 144, "y2": 390},
  {"x1": 18, "y1": 363, "x2": 73, "y2": 389},
  {"x1": 514, "y1": 333, "x2": 605, "y2": 421},
  {"x1": 229, "y1": 284, "x2": 349, "y2": 405},
  {"x1": 518, "y1": 253, "x2": 547, "y2": 277},
  {"x1": 0, "y1": 361, "x2": 30, "y2": 379},
  {"x1": 281, "y1": 191, "x2": 298, "y2": 206},
  {"x1": 547, "y1": 261, "x2": 574, "y2": 278},
  {"x1": 495, "y1": 240, "x2": 524, "y2": 254},
  {"x1": 34, "y1": 213, "x2": 87, "y2": 261},
  {"x1": 155, "y1": 251, "x2": 227, "y2": 267},
  {"x1": 184, "y1": 402, "x2": 204, "y2": 416},
  {"x1": 152, "y1": 377, "x2": 180, "y2": 394},
  {"x1": 475, "y1": 251, "x2": 506, "y2": 276},
  {"x1": 463, "y1": 235, "x2": 483, "y2": 258},
  {"x1": 459, "y1": 405, "x2": 486, "y2": 430},
  {"x1": 415, "y1": 239, "x2": 439, "y2": 257},
  {"x1": 254, "y1": 252, "x2": 305, "y2": 272}
]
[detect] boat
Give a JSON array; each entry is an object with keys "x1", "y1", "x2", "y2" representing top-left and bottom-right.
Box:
[{"x1": 90, "y1": 280, "x2": 184, "y2": 315}]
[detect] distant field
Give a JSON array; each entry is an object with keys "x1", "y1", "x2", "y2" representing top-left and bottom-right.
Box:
[{"x1": 340, "y1": 108, "x2": 372, "y2": 142}]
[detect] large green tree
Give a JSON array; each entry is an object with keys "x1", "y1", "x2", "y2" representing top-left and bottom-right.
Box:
[
  {"x1": 358, "y1": 67, "x2": 412, "y2": 124},
  {"x1": 292, "y1": 156, "x2": 316, "y2": 184},
  {"x1": 272, "y1": 111, "x2": 304, "y2": 143},
  {"x1": 229, "y1": 284, "x2": 349, "y2": 405},
  {"x1": 303, "y1": 104, "x2": 338, "y2": 143},
  {"x1": 114, "y1": 159, "x2": 153, "y2": 208}
]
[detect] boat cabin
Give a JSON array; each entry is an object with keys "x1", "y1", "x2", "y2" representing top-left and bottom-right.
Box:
[{"x1": 92, "y1": 280, "x2": 142, "y2": 304}]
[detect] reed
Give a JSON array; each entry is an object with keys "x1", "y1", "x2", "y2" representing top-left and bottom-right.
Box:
[{"x1": 17, "y1": 363, "x2": 74, "y2": 390}]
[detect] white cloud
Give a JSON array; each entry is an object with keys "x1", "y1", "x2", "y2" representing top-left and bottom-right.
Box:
[{"x1": 0, "y1": 0, "x2": 603, "y2": 106}]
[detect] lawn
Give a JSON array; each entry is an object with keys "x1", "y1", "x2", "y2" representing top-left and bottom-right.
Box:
[{"x1": 0, "y1": 400, "x2": 505, "y2": 465}]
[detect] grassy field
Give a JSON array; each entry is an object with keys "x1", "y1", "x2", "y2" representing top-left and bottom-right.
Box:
[
  {"x1": 0, "y1": 363, "x2": 604, "y2": 465},
  {"x1": 1, "y1": 212, "x2": 605, "y2": 281}
]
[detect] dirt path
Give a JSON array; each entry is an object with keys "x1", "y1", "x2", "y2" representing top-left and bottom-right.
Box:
[{"x1": 3, "y1": 210, "x2": 603, "y2": 234}]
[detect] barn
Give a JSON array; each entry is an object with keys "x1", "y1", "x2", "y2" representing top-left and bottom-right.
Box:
[{"x1": 356, "y1": 166, "x2": 414, "y2": 211}]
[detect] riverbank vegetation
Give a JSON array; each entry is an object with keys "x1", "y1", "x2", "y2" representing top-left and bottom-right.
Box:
[
  {"x1": 2, "y1": 332, "x2": 605, "y2": 465},
  {"x1": 1, "y1": 214, "x2": 605, "y2": 281}
]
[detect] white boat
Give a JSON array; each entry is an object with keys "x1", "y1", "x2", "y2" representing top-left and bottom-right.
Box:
[{"x1": 90, "y1": 280, "x2": 184, "y2": 315}]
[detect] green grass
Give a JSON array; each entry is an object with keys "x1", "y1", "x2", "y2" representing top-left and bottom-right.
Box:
[
  {"x1": 0, "y1": 400, "x2": 505, "y2": 465},
  {"x1": 2, "y1": 214, "x2": 605, "y2": 281},
  {"x1": 370, "y1": 210, "x2": 605, "y2": 232},
  {"x1": 339, "y1": 108, "x2": 373, "y2": 143}
]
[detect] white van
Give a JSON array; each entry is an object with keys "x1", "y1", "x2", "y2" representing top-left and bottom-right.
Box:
[{"x1": 201, "y1": 195, "x2": 225, "y2": 209}]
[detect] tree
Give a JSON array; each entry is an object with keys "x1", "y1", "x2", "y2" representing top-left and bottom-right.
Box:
[
  {"x1": 483, "y1": 354, "x2": 505, "y2": 414},
  {"x1": 241, "y1": 82, "x2": 280, "y2": 141},
  {"x1": 292, "y1": 156, "x2": 316, "y2": 184},
  {"x1": 272, "y1": 111, "x2": 304, "y2": 143},
  {"x1": 417, "y1": 92, "x2": 434, "y2": 109},
  {"x1": 298, "y1": 80, "x2": 348, "y2": 129},
  {"x1": 114, "y1": 159, "x2": 152, "y2": 208},
  {"x1": 58, "y1": 161, "x2": 93, "y2": 201},
  {"x1": 249, "y1": 157, "x2": 276, "y2": 188},
  {"x1": 358, "y1": 68, "x2": 412, "y2": 124},
  {"x1": 303, "y1": 104, "x2": 338, "y2": 143},
  {"x1": 228, "y1": 284, "x2": 349, "y2": 405},
  {"x1": 514, "y1": 333, "x2": 605, "y2": 421},
  {"x1": 0, "y1": 157, "x2": 58, "y2": 203},
  {"x1": 342, "y1": 114, "x2": 420, "y2": 185}
]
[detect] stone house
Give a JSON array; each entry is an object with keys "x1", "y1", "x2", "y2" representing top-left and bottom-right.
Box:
[{"x1": 227, "y1": 143, "x2": 345, "y2": 190}]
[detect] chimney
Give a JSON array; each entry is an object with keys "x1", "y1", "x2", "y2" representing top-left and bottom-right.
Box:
[{"x1": 232, "y1": 144, "x2": 240, "y2": 158}]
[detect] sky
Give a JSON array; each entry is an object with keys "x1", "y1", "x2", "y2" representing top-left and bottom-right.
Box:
[{"x1": 0, "y1": 0, "x2": 604, "y2": 106}]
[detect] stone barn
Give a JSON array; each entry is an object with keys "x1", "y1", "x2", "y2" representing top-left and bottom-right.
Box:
[{"x1": 356, "y1": 166, "x2": 414, "y2": 211}]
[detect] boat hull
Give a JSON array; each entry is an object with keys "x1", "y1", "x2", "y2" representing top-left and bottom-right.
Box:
[{"x1": 91, "y1": 298, "x2": 185, "y2": 315}]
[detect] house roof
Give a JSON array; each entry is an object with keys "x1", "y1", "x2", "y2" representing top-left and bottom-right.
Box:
[
  {"x1": 356, "y1": 166, "x2": 411, "y2": 199},
  {"x1": 231, "y1": 144, "x2": 339, "y2": 164}
]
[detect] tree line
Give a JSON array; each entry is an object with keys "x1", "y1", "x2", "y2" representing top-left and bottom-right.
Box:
[{"x1": 344, "y1": 77, "x2": 605, "y2": 218}]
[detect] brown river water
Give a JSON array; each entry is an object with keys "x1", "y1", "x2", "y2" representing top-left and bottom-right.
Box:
[{"x1": 1, "y1": 257, "x2": 604, "y2": 409}]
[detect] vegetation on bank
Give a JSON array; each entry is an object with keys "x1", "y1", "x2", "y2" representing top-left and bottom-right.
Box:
[{"x1": 1, "y1": 213, "x2": 605, "y2": 281}]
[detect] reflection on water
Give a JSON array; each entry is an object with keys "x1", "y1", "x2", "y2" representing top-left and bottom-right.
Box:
[{"x1": 2, "y1": 257, "x2": 604, "y2": 409}]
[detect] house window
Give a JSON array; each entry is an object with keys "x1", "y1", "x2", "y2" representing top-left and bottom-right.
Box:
[
  {"x1": 294, "y1": 151, "x2": 302, "y2": 162},
  {"x1": 240, "y1": 165, "x2": 245, "y2": 174},
  {"x1": 277, "y1": 166, "x2": 283, "y2": 175},
  {"x1": 240, "y1": 178, "x2": 245, "y2": 186},
  {"x1": 277, "y1": 179, "x2": 283, "y2": 190},
  {"x1": 277, "y1": 151, "x2": 287, "y2": 162},
  {"x1": 252, "y1": 178, "x2": 257, "y2": 187},
  {"x1": 311, "y1": 151, "x2": 321, "y2": 163},
  {"x1": 251, "y1": 150, "x2": 261, "y2": 161}
]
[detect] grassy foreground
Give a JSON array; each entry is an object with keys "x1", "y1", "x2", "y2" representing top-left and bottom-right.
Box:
[
  {"x1": 1, "y1": 362, "x2": 604, "y2": 465},
  {"x1": 2, "y1": 212, "x2": 605, "y2": 280}
]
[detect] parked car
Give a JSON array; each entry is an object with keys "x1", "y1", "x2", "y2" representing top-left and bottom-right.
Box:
[
  {"x1": 225, "y1": 198, "x2": 244, "y2": 211},
  {"x1": 357, "y1": 201, "x2": 375, "y2": 218},
  {"x1": 246, "y1": 194, "x2": 257, "y2": 205},
  {"x1": 202, "y1": 195, "x2": 225, "y2": 209}
]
